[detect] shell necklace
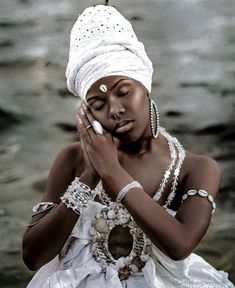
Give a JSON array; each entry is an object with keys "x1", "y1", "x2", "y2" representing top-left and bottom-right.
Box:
[{"x1": 89, "y1": 128, "x2": 185, "y2": 280}]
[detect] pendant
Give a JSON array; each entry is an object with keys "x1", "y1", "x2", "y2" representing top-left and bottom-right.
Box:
[{"x1": 89, "y1": 202, "x2": 151, "y2": 279}]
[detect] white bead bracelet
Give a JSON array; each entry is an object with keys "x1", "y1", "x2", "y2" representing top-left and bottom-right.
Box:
[
  {"x1": 116, "y1": 181, "x2": 143, "y2": 203},
  {"x1": 181, "y1": 189, "x2": 216, "y2": 214},
  {"x1": 60, "y1": 177, "x2": 95, "y2": 215}
]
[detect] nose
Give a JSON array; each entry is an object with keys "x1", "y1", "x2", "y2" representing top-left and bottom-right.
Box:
[{"x1": 108, "y1": 96, "x2": 125, "y2": 119}]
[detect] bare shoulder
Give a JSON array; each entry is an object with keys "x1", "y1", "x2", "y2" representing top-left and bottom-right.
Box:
[
  {"x1": 42, "y1": 141, "x2": 83, "y2": 202},
  {"x1": 182, "y1": 150, "x2": 221, "y2": 198},
  {"x1": 58, "y1": 141, "x2": 82, "y2": 161}
]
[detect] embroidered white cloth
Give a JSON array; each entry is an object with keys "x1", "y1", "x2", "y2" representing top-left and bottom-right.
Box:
[
  {"x1": 66, "y1": 5, "x2": 153, "y2": 101},
  {"x1": 27, "y1": 182, "x2": 234, "y2": 288}
]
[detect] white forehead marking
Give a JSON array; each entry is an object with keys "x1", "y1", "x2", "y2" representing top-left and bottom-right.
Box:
[{"x1": 99, "y1": 84, "x2": 108, "y2": 93}]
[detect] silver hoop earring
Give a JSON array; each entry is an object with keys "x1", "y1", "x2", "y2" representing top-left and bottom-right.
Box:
[{"x1": 149, "y1": 96, "x2": 160, "y2": 139}]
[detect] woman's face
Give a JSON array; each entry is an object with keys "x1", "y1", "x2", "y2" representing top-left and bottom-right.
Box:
[{"x1": 86, "y1": 75, "x2": 151, "y2": 143}]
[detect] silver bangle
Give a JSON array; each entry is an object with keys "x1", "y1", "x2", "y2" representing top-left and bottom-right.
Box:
[
  {"x1": 32, "y1": 202, "x2": 56, "y2": 213},
  {"x1": 27, "y1": 205, "x2": 57, "y2": 227},
  {"x1": 116, "y1": 181, "x2": 143, "y2": 203},
  {"x1": 60, "y1": 177, "x2": 95, "y2": 215},
  {"x1": 181, "y1": 189, "x2": 216, "y2": 215}
]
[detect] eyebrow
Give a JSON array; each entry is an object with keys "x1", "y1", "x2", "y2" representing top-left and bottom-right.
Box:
[{"x1": 86, "y1": 78, "x2": 127, "y2": 103}]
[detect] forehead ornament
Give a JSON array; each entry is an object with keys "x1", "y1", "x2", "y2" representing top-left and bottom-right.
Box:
[{"x1": 99, "y1": 84, "x2": 108, "y2": 93}]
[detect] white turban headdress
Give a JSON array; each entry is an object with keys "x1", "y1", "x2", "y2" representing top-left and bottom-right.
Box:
[{"x1": 66, "y1": 4, "x2": 153, "y2": 102}]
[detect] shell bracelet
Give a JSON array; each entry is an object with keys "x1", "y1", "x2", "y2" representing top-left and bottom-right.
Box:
[{"x1": 181, "y1": 189, "x2": 216, "y2": 214}]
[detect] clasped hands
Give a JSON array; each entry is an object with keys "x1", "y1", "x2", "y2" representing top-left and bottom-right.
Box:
[{"x1": 76, "y1": 101, "x2": 121, "y2": 179}]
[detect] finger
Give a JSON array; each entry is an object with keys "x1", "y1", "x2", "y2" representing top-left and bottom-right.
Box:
[
  {"x1": 82, "y1": 102, "x2": 109, "y2": 137},
  {"x1": 78, "y1": 105, "x2": 91, "y2": 132},
  {"x1": 76, "y1": 114, "x2": 80, "y2": 136},
  {"x1": 77, "y1": 102, "x2": 89, "y2": 135},
  {"x1": 78, "y1": 103, "x2": 99, "y2": 142},
  {"x1": 77, "y1": 101, "x2": 84, "y2": 115},
  {"x1": 77, "y1": 113, "x2": 93, "y2": 145},
  {"x1": 76, "y1": 101, "x2": 85, "y2": 133}
]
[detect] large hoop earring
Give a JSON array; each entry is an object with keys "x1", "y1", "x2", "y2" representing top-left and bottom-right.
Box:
[{"x1": 148, "y1": 95, "x2": 160, "y2": 139}]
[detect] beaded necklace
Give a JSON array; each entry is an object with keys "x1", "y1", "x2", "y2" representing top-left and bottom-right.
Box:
[{"x1": 89, "y1": 128, "x2": 185, "y2": 280}]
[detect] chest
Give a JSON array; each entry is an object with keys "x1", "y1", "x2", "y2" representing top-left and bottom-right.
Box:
[{"x1": 100, "y1": 150, "x2": 185, "y2": 210}]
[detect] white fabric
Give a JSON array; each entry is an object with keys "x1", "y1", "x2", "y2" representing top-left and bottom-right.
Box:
[
  {"x1": 27, "y1": 181, "x2": 234, "y2": 288},
  {"x1": 66, "y1": 5, "x2": 153, "y2": 101}
]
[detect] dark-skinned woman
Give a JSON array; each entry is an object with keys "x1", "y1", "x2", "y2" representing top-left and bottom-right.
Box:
[{"x1": 23, "y1": 4, "x2": 234, "y2": 288}]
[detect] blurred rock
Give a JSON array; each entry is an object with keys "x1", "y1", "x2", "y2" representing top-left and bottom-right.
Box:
[
  {"x1": 0, "y1": 107, "x2": 21, "y2": 132},
  {"x1": 55, "y1": 122, "x2": 77, "y2": 133},
  {"x1": 32, "y1": 178, "x2": 46, "y2": 193}
]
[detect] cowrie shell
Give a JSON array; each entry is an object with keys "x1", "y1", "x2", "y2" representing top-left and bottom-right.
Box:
[
  {"x1": 198, "y1": 190, "x2": 208, "y2": 197},
  {"x1": 99, "y1": 84, "x2": 108, "y2": 93},
  {"x1": 187, "y1": 190, "x2": 197, "y2": 196},
  {"x1": 208, "y1": 195, "x2": 214, "y2": 202}
]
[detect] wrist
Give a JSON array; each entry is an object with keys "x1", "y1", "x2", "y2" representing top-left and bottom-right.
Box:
[
  {"x1": 80, "y1": 170, "x2": 100, "y2": 190},
  {"x1": 100, "y1": 164, "x2": 123, "y2": 180},
  {"x1": 60, "y1": 177, "x2": 95, "y2": 215}
]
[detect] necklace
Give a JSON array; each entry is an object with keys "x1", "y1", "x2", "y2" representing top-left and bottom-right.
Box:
[
  {"x1": 153, "y1": 127, "x2": 177, "y2": 201},
  {"x1": 162, "y1": 133, "x2": 185, "y2": 208},
  {"x1": 90, "y1": 127, "x2": 185, "y2": 280}
]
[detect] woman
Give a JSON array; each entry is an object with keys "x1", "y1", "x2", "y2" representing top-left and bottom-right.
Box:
[{"x1": 22, "y1": 4, "x2": 234, "y2": 288}]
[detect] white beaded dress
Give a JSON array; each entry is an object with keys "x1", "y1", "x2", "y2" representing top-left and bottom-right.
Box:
[{"x1": 26, "y1": 129, "x2": 234, "y2": 288}]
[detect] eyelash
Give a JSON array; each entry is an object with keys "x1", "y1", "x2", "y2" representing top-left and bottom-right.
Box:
[
  {"x1": 119, "y1": 91, "x2": 129, "y2": 96},
  {"x1": 94, "y1": 105, "x2": 104, "y2": 111}
]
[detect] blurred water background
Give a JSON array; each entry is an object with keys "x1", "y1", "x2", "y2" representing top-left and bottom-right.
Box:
[{"x1": 0, "y1": 0, "x2": 234, "y2": 287}]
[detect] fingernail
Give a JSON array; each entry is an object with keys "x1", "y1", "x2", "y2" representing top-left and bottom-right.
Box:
[
  {"x1": 83, "y1": 103, "x2": 87, "y2": 110},
  {"x1": 80, "y1": 108, "x2": 85, "y2": 115}
]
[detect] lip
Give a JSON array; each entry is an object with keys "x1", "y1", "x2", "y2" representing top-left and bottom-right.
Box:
[{"x1": 114, "y1": 121, "x2": 134, "y2": 133}]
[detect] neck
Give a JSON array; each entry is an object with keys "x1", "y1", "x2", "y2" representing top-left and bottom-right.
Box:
[
  {"x1": 116, "y1": 136, "x2": 152, "y2": 156},
  {"x1": 114, "y1": 122, "x2": 155, "y2": 156}
]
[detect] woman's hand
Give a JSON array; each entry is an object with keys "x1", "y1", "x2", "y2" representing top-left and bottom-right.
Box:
[
  {"x1": 76, "y1": 102, "x2": 99, "y2": 178},
  {"x1": 76, "y1": 101, "x2": 121, "y2": 179}
]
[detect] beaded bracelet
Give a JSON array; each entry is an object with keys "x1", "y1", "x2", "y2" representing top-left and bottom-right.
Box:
[
  {"x1": 60, "y1": 177, "x2": 95, "y2": 215},
  {"x1": 181, "y1": 189, "x2": 216, "y2": 214},
  {"x1": 116, "y1": 181, "x2": 143, "y2": 203}
]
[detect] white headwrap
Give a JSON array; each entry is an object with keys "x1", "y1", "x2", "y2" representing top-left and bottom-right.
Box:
[{"x1": 66, "y1": 4, "x2": 153, "y2": 102}]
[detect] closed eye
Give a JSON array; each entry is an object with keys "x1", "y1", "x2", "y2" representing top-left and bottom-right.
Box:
[
  {"x1": 92, "y1": 101, "x2": 104, "y2": 111},
  {"x1": 118, "y1": 90, "x2": 129, "y2": 96}
]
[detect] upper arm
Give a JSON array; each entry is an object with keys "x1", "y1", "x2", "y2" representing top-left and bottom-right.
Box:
[
  {"x1": 25, "y1": 142, "x2": 82, "y2": 230},
  {"x1": 175, "y1": 155, "x2": 221, "y2": 258},
  {"x1": 41, "y1": 142, "x2": 82, "y2": 203}
]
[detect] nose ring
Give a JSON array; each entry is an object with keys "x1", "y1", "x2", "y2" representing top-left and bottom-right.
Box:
[{"x1": 113, "y1": 113, "x2": 120, "y2": 119}]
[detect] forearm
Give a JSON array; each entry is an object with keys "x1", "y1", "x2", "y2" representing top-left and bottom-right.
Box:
[
  {"x1": 102, "y1": 167, "x2": 188, "y2": 260},
  {"x1": 23, "y1": 171, "x2": 100, "y2": 270},
  {"x1": 23, "y1": 202, "x2": 79, "y2": 270}
]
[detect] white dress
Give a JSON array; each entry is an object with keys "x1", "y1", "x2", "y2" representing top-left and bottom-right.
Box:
[
  {"x1": 27, "y1": 127, "x2": 234, "y2": 288},
  {"x1": 26, "y1": 179, "x2": 234, "y2": 288}
]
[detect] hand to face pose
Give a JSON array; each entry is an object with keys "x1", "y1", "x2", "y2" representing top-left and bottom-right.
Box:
[{"x1": 76, "y1": 101, "x2": 121, "y2": 178}]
